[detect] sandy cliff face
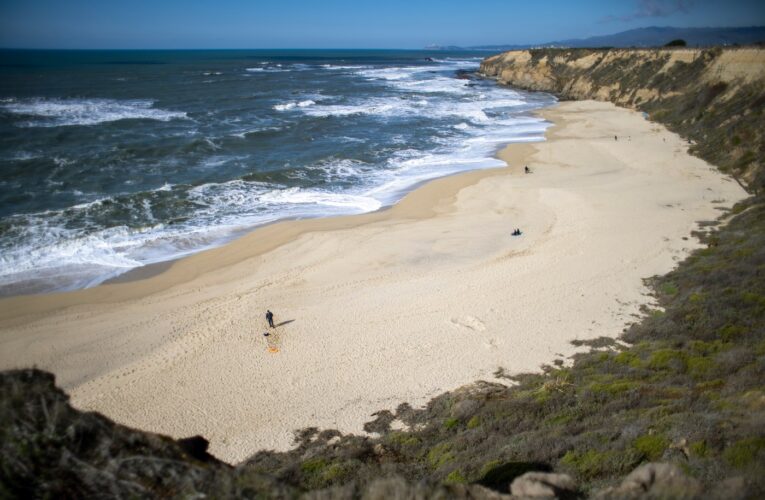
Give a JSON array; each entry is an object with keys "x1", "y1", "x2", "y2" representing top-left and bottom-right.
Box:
[{"x1": 480, "y1": 47, "x2": 765, "y2": 191}]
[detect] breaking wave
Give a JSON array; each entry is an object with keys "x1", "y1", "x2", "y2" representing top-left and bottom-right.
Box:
[{"x1": 1, "y1": 97, "x2": 188, "y2": 127}]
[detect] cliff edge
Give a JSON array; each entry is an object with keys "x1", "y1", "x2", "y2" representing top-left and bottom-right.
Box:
[{"x1": 480, "y1": 47, "x2": 765, "y2": 191}]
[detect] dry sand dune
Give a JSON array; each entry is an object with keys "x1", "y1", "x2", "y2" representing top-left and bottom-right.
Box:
[{"x1": 0, "y1": 100, "x2": 747, "y2": 463}]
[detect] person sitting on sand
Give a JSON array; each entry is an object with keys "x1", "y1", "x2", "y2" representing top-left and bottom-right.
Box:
[
  {"x1": 266, "y1": 310, "x2": 275, "y2": 328},
  {"x1": 524, "y1": 166, "x2": 531, "y2": 174},
  {"x1": 512, "y1": 228, "x2": 522, "y2": 236}
]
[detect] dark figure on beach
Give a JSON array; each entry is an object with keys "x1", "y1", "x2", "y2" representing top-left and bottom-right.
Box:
[
  {"x1": 614, "y1": 135, "x2": 617, "y2": 141},
  {"x1": 266, "y1": 310, "x2": 274, "y2": 328},
  {"x1": 512, "y1": 228, "x2": 522, "y2": 236},
  {"x1": 524, "y1": 166, "x2": 531, "y2": 174}
]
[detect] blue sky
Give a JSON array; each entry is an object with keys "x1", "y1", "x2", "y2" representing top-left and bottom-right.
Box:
[{"x1": 1, "y1": 0, "x2": 764, "y2": 49}]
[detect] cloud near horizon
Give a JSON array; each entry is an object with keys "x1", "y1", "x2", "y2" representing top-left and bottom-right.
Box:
[{"x1": 601, "y1": 0, "x2": 697, "y2": 23}]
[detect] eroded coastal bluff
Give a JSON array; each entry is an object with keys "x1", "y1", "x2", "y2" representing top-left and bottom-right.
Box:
[
  {"x1": 480, "y1": 47, "x2": 765, "y2": 190},
  {"x1": 2, "y1": 47, "x2": 765, "y2": 498}
]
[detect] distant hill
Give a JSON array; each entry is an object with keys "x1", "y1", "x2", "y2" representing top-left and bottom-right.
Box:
[
  {"x1": 429, "y1": 26, "x2": 765, "y2": 51},
  {"x1": 552, "y1": 26, "x2": 765, "y2": 48}
]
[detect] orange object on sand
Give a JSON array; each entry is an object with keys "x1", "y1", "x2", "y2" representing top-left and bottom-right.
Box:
[{"x1": 268, "y1": 347, "x2": 279, "y2": 353}]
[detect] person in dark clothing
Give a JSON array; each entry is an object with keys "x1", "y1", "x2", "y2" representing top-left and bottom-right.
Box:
[
  {"x1": 266, "y1": 310, "x2": 275, "y2": 328},
  {"x1": 524, "y1": 166, "x2": 531, "y2": 174}
]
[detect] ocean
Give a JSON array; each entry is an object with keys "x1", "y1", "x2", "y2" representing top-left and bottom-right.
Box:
[{"x1": 0, "y1": 49, "x2": 554, "y2": 295}]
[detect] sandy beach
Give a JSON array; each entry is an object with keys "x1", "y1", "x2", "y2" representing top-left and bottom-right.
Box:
[{"x1": 0, "y1": 100, "x2": 747, "y2": 463}]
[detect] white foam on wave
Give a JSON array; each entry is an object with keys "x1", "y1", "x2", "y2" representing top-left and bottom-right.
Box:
[
  {"x1": 300, "y1": 94, "x2": 524, "y2": 123},
  {"x1": 363, "y1": 60, "x2": 478, "y2": 94},
  {"x1": 320, "y1": 64, "x2": 372, "y2": 70},
  {"x1": 0, "y1": 178, "x2": 383, "y2": 293},
  {"x1": 6, "y1": 151, "x2": 41, "y2": 161},
  {"x1": 355, "y1": 59, "x2": 475, "y2": 85},
  {"x1": 306, "y1": 158, "x2": 371, "y2": 182},
  {"x1": 1, "y1": 97, "x2": 188, "y2": 127},
  {"x1": 462, "y1": 116, "x2": 550, "y2": 145},
  {"x1": 246, "y1": 67, "x2": 289, "y2": 73},
  {"x1": 302, "y1": 98, "x2": 403, "y2": 117},
  {"x1": 362, "y1": 153, "x2": 505, "y2": 203},
  {"x1": 273, "y1": 99, "x2": 316, "y2": 111},
  {"x1": 356, "y1": 65, "x2": 438, "y2": 81},
  {"x1": 0, "y1": 222, "x2": 149, "y2": 282},
  {"x1": 246, "y1": 63, "x2": 312, "y2": 74},
  {"x1": 337, "y1": 136, "x2": 366, "y2": 144},
  {"x1": 53, "y1": 156, "x2": 75, "y2": 167},
  {"x1": 390, "y1": 76, "x2": 471, "y2": 94},
  {"x1": 259, "y1": 187, "x2": 381, "y2": 212},
  {"x1": 188, "y1": 179, "x2": 380, "y2": 218}
]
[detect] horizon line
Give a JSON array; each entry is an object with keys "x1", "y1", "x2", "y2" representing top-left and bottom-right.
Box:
[
  {"x1": 2, "y1": 24, "x2": 763, "y2": 52},
  {"x1": 0, "y1": 47, "x2": 483, "y2": 52}
]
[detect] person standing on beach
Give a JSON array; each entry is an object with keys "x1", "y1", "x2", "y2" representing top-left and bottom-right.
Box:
[{"x1": 266, "y1": 310, "x2": 275, "y2": 328}]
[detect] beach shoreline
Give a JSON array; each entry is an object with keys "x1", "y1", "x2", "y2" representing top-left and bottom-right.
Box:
[
  {"x1": 103, "y1": 145, "x2": 535, "y2": 288},
  {"x1": 0, "y1": 100, "x2": 747, "y2": 463},
  {"x1": 0, "y1": 137, "x2": 537, "y2": 324},
  {"x1": 0, "y1": 52, "x2": 555, "y2": 300}
]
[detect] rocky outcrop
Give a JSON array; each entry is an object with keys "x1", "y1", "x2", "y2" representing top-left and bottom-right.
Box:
[
  {"x1": 479, "y1": 47, "x2": 765, "y2": 191},
  {"x1": 510, "y1": 472, "x2": 577, "y2": 498},
  {"x1": 593, "y1": 463, "x2": 701, "y2": 499}
]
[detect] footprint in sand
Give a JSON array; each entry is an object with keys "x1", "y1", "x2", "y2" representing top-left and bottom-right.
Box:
[{"x1": 450, "y1": 315, "x2": 486, "y2": 332}]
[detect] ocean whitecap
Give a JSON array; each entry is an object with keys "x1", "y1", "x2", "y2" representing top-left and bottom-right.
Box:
[
  {"x1": 273, "y1": 100, "x2": 316, "y2": 111},
  {"x1": 1, "y1": 97, "x2": 188, "y2": 127}
]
